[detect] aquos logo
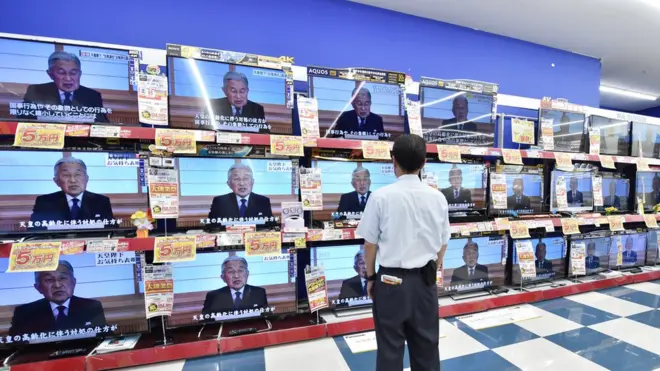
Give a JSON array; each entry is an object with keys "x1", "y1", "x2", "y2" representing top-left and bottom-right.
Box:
[
  {"x1": 309, "y1": 68, "x2": 329, "y2": 75},
  {"x1": 421, "y1": 79, "x2": 436, "y2": 86}
]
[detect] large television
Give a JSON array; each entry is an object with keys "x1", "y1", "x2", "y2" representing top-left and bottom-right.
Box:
[
  {"x1": 597, "y1": 174, "x2": 630, "y2": 212},
  {"x1": 588, "y1": 115, "x2": 631, "y2": 156},
  {"x1": 167, "y1": 250, "x2": 297, "y2": 326},
  {"x1": 646, "y1": 230, "x2": 659, "y2": 265},
  {"x1": 489, "y1": 166, "x2": 544, "y2": 217},
  {"x1": 0, "y1": 36, "x2": 142, "y2": 125},
  {"x1": 0, "y1": 150, "x2": 146, "y2": 235},
  {"x1": 568, "y1": 232, "x2": 612, "y2": 276},
  {"x1": 307, "y1": 66, "x2": 406, "y2": 141},
  {"x1": 635, "y1": 171, "x2": 660, "y2": 211},
  {"x1": 441, "y1": 235, "x2": 507, "y2": 293},
  {"x1": 511, "y1": 235, "x2": 567, "y2": 285},
  {"x1": 166, "y1": 44, "x2": 293, "y2": 134},
  {"x1": 427, "y1": 162, "x2": 488, "y2": 213},
  {"x1": 176, "y1": 157, "x2": 299, "y2": 230},
  {"x1": 418, "y1": 78, "x2": 497, "y2": 147},
  {"x1": 539, "y1": 109, "x2": 586, "y2": 153},
  {"x1": 550, "y1": 170, "x2": 594, "y2": 213},
  {"x1": 0, "y1": 254, "x2": 147, "y2": 346},
  {"x1": 631, "y1": 122, "x2": 660, "y2": 158},
  {"x1": 610, "y1": 232, "x2": 647, "y2": 268}
]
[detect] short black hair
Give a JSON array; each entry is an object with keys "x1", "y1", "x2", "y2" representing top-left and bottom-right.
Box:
[{"x1": 392, "y1": 134, "x2": 426, "y2": 173}]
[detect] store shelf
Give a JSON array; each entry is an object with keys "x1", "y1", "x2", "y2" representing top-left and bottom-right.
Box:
[{"x1": 9, "y1": 356, "x2": 87, "y2": 371}]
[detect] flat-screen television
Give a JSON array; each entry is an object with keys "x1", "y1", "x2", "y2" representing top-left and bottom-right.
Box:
[
  {"x1": 610, "y1": 232, "x2": 647, "y2": 268},
  {"x1": 539, "y1": 109, "x2": 586, "y2": 153},
  {"x1": 597, "y1": 174, "x2": 630, "y2": 212},
  {"x1": 631, "y1": 122, "x2": 660, "y2": 158},
  {"x1": 635, "y1": 171, "x2": 660, "y2": 211},
  {"x1": 0, "y1": 254, "x2": 147, "y2": 346},
  {"x1": 166, "y1": 44, "x2": 293, "y2": 134},
  {"x1": 489, "y1": 167, "x2": 544, "y2": 216},
  {"x1": 550, "y1": 170, "x2": 594, "y2": 213},
  {"x1": 646, "y1": 230, "x2": 659, "y2": 265},
  {"x1": 0, "y1": 150, "x2": 146, "y2": 235},
  {"x1": 442, "y1": 235, "x2": 507, "y2": 293},
  {"x1": 418, "y1": 78, "x2": 497, "y2": 146},
  {"x1": 568, "y1": 232, "x2": 612, "y2": 276},
  {"x1": 176, "y1": 157, "x2": 298, "y2": 230},
  {"x1": 166, "y1": 250, "x2": 296, "y2": 326},
  {"x1": 307, "y1": 66, "x2": 406, "y2": 141},
  {"x1": 511, "y1": 236, "x2": 567, "y2": 285},
  {"x1": 588, "y1": 116, "x2": 630, "y2": 156},
  {"x1": 426, "y1": 163, "x2": 488, "y2": 212},
  {"x1": 0, "y1": 37, "x2": 141, "y2": 125}
]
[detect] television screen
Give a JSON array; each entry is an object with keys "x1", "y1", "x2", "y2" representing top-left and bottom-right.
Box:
[
  {"x1": 175, "y1": 158, "x2": 298, "y2": 230},
  {"x1": 489, "y1": 172, "x2": 544, "y2": 216},
  {"x1": 569, "y1": 236, "x2": 612, "y2": 275},
  {"x1": 539, "y1": 109, "x2": 586, "y2": 152},
  {"x1": 512, "y1": 236, "x2": 567, "y2": 285},
  {"x1": 427, "y1": 163, "x2": 488, "y2": 211},
  {"x1": 610, "y1": 233, "x2": 647, "y2": 268},
  {"x1": 442, "y1": 236, "x2": 507, "y2": 293},
  {"x1": 167, "y1": 250, "x2": 296, "y2": 326},
  {"x1": 550, "y1": 170, "x2": 594, "y2": 213},
  {"x1": 598, "y1": 176, "x2": 630, "y2": 212},
  {"x1": 307, "y1": 66, "x2": 405, "y2": 141},
  {"x1": 589, "y1": 116, "x2": 630, "y2": 156},
  {"x1": 646, "y1": 230, "x2": 659, "y2": 265},
  {"x1": 635, "y1": 171, "x2": 660, "y2": 211},
  {"x1": 0, "y1": 150, "x2": 146, "y2": 235},
  {"x1": 0, "y1": 254, "x2": 146, "y2": 345},
  {"x1": 0, "y1": 37, "x2": 140, "y2": 125},
  {"x1": 419, "y1": 81, "x2": 496, "y2": 146},
  {"x1": 631, "y1": 122, "x2": 660, "y2": 158}
]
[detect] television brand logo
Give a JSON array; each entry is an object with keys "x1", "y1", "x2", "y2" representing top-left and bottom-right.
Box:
[{"x1": 309, "y1": 68, "x2": 329, "y2": 75}]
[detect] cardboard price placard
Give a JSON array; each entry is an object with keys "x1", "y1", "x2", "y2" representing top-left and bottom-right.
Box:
[
  {"x1": 540, "y1": 118, "x2": 554, "y2": 150},
  {"x1": 148, "y1": 167, "x2": 180, "y2": 219},
  {"x1": 297, "y1": 96, "x2": 321, "y2": 140},
  {"x1": 509, "y1": 221, "x2": 530, "y2": 239},
  {"x1": 589, "y1": 128, "x2": 601, "y2": 155},
  {"x1": 270, "y1": 135, "x2": 304, "y2": 157},
  {"x1": 154, "y1": 236, "x2": 197, "y2": 263},
  {"x1": 593, "y1": 176, "x2": 603, "y2": 207},
  {"x1": 554, "y1": 152, "x2": 573, "y2": 171},
  {"x1": 644, "y1": 215, "x2": 659, "y2": 229},
  {"x1": 155, "y1": 129, "x2": 196, "y2": 154},
  {"x1": 511, "y1": 118, "x2": 535, "y2": 144},
  {"x1": 490, "y1": 174, "x2": 508, "y2": 210},
  {"x1": 13, "y1": 123, "x2": 66, "y2": 149},
  {"x1": 637, "y1": 157, "x2": 651, "y2": 172},
  {"x1": 570, "y1": 242, "x2": 586, "y2": 276},
  {"x1": 362, "y1": 141, "x2": 391, "y2": 160},
  {"x1": 300, "y1": 167, "x2": 323, "y2": 210},
  {"x1": 7, "y1": 242, "x2": 62, "y2": 273},
  {"x1": 305, "y1": 266, "x2": 329, "y2": 312},
  {"x1": 437, "y1": 145, "x2": 462, "y2": 163},
  {"x1": 560, "y1": 218, "x2": 580, "y2": 235},
  {"x1": 607, "y1": 215, "x2": 625, "y2": 231},
  {"x1": 494, "y1": 218, "x2": 510, "y2": 231},
  {"x1": 615, "y1": 236, "x2": 623, "y2": 266},
  {"x1": 144, "y1": 264, "x2": 174, "y2": 318},
  {"x1": 599, "y1": 155, "x2": 616, "y2": 169},
  {"x1": 405, "y1": 100, "x2": 423, "y2": 136},
  {"x1": 555, "y1": 175, "x2": 568, "y2": 210},
  {"x1": 501, "y1": 149, "x2": 523, "y2": 165},
  {"x1": 245, "y1": 232, "x2": 282, "y2": 256},
  {"x1": 515, "y1": 240, "x2": 536, "y2": 279}
]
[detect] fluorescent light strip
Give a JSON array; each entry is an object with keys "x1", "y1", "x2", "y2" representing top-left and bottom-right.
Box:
[{"x1": 599, "y1": 85, "x2": 658, "y2": 101}]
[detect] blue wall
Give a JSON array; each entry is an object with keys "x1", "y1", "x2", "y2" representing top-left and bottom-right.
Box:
[
  {"x1": 637, "y1": 106, "x2": 660, "y2": 118},
  {"x1": 0, "y1": 0, "x2": 601, "y2": 106}
]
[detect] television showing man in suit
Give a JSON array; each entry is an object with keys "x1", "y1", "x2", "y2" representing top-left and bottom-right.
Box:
[
  {"x1": 9, "y1": 260, "x2": 107, "y2": 336},
  {"x1": 441, "y1": 167, "x2": 472, "y2": 206},
  {"x1": 201, "y1": 256, "x2": 268, "y2": 315},
  {"x1": 333, "y1": 87, "x2": 385, "y2": 135},
  {"x1": 337, "y1": 168, "x2": 372, "y2": 214},
  {"x1": 585, "y1": 242, "x2": 600, "y2": 271},
  {"x1": 567, "y1": 177, "x2": 583, "y2": 205},
  {"x1": 208, "y1": 163, "x2": 273, "y2": 222},
  {"x1": 507, "y1": 178, "x2": 532, "y2": 211},
  {"x1": 29, "y1": 157, "x2": 115, "y2": 227},
  {"x1": 646, "y1": 175, "x2": 660, "y2": 208},
  {"x1": 441, "y1": 96, "x2": 477, "y2": 132},
  {"x1": 622, "y1": 237, "x2": 638, "y2": 265},
  {"x1": 209, "y1": 71, "x2": 266, "y2": 129},
  {"x1": 450, "y1": 241, "x2": 489, "y2": 284},
  {"x1": 338, "y1": 250, "x2": 369, "y2": 300},
  {"x1": 534, "y1": 242, "x2": 553, "y2": 274},
  {"x1": 22, "y1": 51, "x2": 108, "y2": 123},
  {"x1": 603, "y1": 179, "x2": 621, "y2": 209}
]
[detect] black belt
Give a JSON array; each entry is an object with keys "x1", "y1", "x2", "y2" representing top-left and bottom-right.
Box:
[{"x1": 380, "y1": 265, "x2": 425, "y2": 274}]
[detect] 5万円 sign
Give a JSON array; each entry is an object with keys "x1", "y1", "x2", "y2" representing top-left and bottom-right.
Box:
[
  {"x1": 245, "y1": 232, "x2": 282, "y2": 256},
  {"x1": 13, "y1": 123, "x2": 66, "y2": 149},
  {"x1": 7, "y1": 242, "x2": 62, "y2": 273}
]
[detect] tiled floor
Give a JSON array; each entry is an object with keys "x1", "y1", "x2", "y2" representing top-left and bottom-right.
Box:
[{"x1": 119, "y1": 280, "x2": 660, "y2": 371}]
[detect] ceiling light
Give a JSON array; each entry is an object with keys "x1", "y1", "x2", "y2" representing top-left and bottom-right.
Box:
[{"x1": 599, "y1": 85, "x2": 658, "y2": 101}]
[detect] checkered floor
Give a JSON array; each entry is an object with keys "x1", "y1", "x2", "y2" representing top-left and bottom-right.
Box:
[{"x1": 120, "y1": 280, "x2": 660, "y2": 371}]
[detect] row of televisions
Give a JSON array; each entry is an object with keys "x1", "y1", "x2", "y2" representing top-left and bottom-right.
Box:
[
  {"x1": 0, "y1": 228, "x2": 658, "y2": 348},
  {"x1": 1, "y1": 36, "x2": 660, "y2": 156}
]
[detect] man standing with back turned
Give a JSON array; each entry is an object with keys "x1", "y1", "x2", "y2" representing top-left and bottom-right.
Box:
[{"x1": 357, "y1": 134, "x2": 449, "y2": 371}]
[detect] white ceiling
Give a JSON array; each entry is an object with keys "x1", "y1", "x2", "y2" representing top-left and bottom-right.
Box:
[{"x1": 350, "y1": 0, "x2": 660, "y2": 112}]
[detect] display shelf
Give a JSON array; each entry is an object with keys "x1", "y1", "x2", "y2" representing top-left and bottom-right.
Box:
[{"x1": 8, "y1": 356, "x2": 87, "y2": 371}]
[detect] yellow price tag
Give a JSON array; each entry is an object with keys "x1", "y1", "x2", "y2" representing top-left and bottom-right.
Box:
[
  {"x1": 361, "y1": 140, "x2": 391, "y2": 160},
  {"x1": 511, "y1": 118, "x2": 535, "y2": 144},
  {"x1": 607, "y1": 215, "x2": 625, "y2": 232},
  {"x1": 560, "y1": 218, "x2": 580, "y2": 235},
  {"x1": 502, "y1": 149, "x2": 523, "y2": 165},
  {"x1": 13, "y1": 123, "x2": 66, "y2": 149},
  {"x1": 509, "y1": 221, "x2": 531, "y2": 239},
  {"x1": 155, "y1": 129, "x2": 197, "y2": 154},
  {"x1": 7, "y1": 242, "x2": 62, "y2": 272},
  {"x1": 637, "y1": 157, "x2": 651, "y2": 172},
  {"x1": 494, "y1": 218, "x2": 510, "y2": 231},
  {"x1": 270, "y1": 135, "x2": 304, "y2": 156},
  {"x1": 154, "y1": 236, "x2": 197, "y2": 263},
  {"x1": 437, "y1": 145, "x2": 462, "y2": 163},
  {"x1": 554, "y1": 152, "x2": 573, "y2": 171},
  {"x1": 643, "y1": 214, "x2": 658, "y2": 229},
  {"x1": 295, "y1": 237, "x2": 307, "y2": 249},
  {"x1": 599, "y1": 155, "x2": 616, "y2": 169},
  {"x1": 589, "y1": 128, "x2": 601, "y2": 155},
  {"x1": 245, "y1": 232, "x2": 282, "y2": 256}
]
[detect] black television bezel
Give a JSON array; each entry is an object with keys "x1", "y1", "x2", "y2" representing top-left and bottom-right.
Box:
[
  {"x1": 509, "y1": 232, "x2": 568, "y2": 286},
  {"x1": 538, "y1": 108, "x2": 587, "y2": 153},
  {"x1": 611, "y1": 230, "x2": 649, "y2": 270},
  {"x1": 595, "y1": 172, "x2": 631, "y2": 213},
  {"x1": 549, "y1": 169, "x2": 596, "y2": 213},
  {"x1": 630, "y1": 121, "x2": 660, "y2": 158},
  {"x1": 567, "y1": 230, "x2": 613, "y2": 277},
  {"x1": 487, "y1": 165, "x2": 545, "y2": 217},
  {"x1": 634, "y1": 170, "x2": 660, "y2": 212},
  {"x1": 587, "y1": 115, "x2": 632, "y2": 157},
  {"x1": 425, "y1": 160, "x2": 489, "y2": 214}
]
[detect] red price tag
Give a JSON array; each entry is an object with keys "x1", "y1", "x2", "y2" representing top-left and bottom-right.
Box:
[{"x1": 7, "y1": 242, "x2": 62, "y2": 272}]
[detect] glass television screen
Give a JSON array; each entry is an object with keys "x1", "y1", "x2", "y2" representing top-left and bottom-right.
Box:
[
  {"x1": 550, "y1": 171, "x2": 594, "y2": 213},
  {"x1": 646, "y1": 230, "x2": 659, "y2": 265},
  {"x1": 599, "y1": 176, "x2": 630, "y2": 212},
  {"x1": 427, "y1": 163, "x2": 488, "y2": 211},
  {"x1": 490, "y1": 172, "x2": 544, "y2": 216},
  {"x1": 167, "y1": 56, "x2": 291, "y2": 134},
  {"x1": 176, "y1": 158, "x2": 298, "y2": 230},
  {"x1": 0, "y1": 37, "x2": 139, "y2": 125},
  {"x1": 635, "y1": 171, "x2": 660, "y2": 211},
  {"x1": 512, "y1": 236, "x2": 567, "y2": 285},
  {"x1": 610, "y1": 233, "x2": 647, "y2": 268},
  {"x1": 569, "y1": 236, "x2": 611, "y2": 275},
  {"x1": 539, "y1": 109, "x2": 586, "y2": 153},
  {"x1": 420, "y1": 88, "x2": 495, "y2": 146},
  {"x1": 0, "y1": 254, "x2": 146, "y2": 346},
  {"x1": 589, "y1": 116, "x2": 630, "y2": 156},
  {"x1": 167, "y1": 250, "x2": 296, "y2": 326},
  {"x1": 441, "y1": 236, "x2": 507, "y2": 293},
  {"x1": 0, "y1": 150, "x2": 146, "y2": 235},
  {"x1": 631, "y1": 122, "x2": 660, "y2": 158}
]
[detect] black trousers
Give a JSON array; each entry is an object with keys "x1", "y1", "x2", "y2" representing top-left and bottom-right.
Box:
[{"x1": 372, "y1": 266, "x2": 440, "y2": 371}]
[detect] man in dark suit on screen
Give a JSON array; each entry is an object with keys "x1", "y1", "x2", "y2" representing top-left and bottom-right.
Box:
[
  {"x1": 338, "y1": 250, "x2": 369, "y2": 300},
  {"x1": 622, "y1": 237, "x2": 637, "y2": 265},
  {"x1": 441, "y1": 96, "x2": 477, "y2": 132},
  {"x1": 603, "y1": 180, "x2": 620, "y2": 209},
  {"x1": 534, "y1": 242, "x2": 553, "y2": 274},
  {"x1": 337, "y1": 168, "x2": 372, "y2": 214},
  {"x1": 30, "y1": 157, "x2": 115, "y2": 227},
  {"x1": 450, "y1": 241, "x2": 489, "y2": 285},
  {"x1": 567, "y1": 177, "x2": 583, "y2": 205},
  {"x1": 441, "y1": 167, "x2": 472, "y2": 205},
  {"x1": 507, "y1": 178, "x2": 532, "y2": 211},
  {"x1": 22, "y1": 51, "x2": 108, "y2": 123},
  {"x1": 208, "y1": 163, "x2": 273, "y2": 222},
  {"x1": 9, "y1": 260, "x2": 107, "y2": 337},
  {"x1": 202, "y1": 256, "x2": 268, "y2": 316},
  {"x1": 585, "y1": 242, "x2": 600, "y2": 270},
  {"x1": 333, "y1": 87, "x2": 385, "y2": 135},
  {"x1": 209, "y1": 71, "x2": 265, "y2": 128}
]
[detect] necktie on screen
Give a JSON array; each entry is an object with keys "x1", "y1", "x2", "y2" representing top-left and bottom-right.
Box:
[
  {"x1": 56, "y1": 305, "x2": 67, "y2": 327},
  {"x1": 517, "y1": 197, "x2": 521, "y2": 205},
  {"x1": 233, "y1": 292, "x2": 242, "y2": 309},
  {"x1": 359, "y1": 117, "x2": 365, "y2": 127},
  {"x1": 234, "y1": 107, "x2": 242, "y2": 117},
  {"x1": 239, "y1": 199, "x2": 247, "y2": 217},
  {"x1": 363, "y1": 281, "x2": 367, "y2": 296},
  {"x1": 70, "y1": 198, "x2": 80, "y2": 220},
  {"x1": 359, "y1": 196, "x2": 366, "y2": 208},
  {"x1": 469, "y1": 268, "x2": 473, "y2": 278},
  {"x1": 454, "y1": 190, "x2": 459, "y2": 200},
  {"x1": 63, "y1": 92, "x2": 72, "y2": 105}
]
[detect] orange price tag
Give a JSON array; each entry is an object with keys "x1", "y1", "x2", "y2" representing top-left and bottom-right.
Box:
[
  {"x1": 643, "y1": 214, "x2": 659, "y2": 229},
  {"x1": 494, "y1": 218, "x2": 511, "y2": 231},
  {"x1": 637, "y1": 157, "x2": 651, "y2": 172},
  {"x1": 437, "y1": 145, "x2": 462, "y2": 163},
  {"x1": 195, "y1": 234, "x2": 217, "y2": 249},
  {"x1": 361, "y1": 140, "x2": 392, "y2": 160},
  {"x1": 61, "y1": 240, "x2": 85, "y2": 255},
  {"x1": 155, "y1": 129, "x2": 197, "y2": 154},
  {"x1": 13, "y1": 123, "x2": 66, "y2": 149},
  {"x1": 560, "y1": 218, "x2": 581, "y2": 235},
  {"x1": 502, "y1": 149, "x2": 523, "y2": 165},
  {"x1": 154, "y1": 236, "x2": 197, "y2": 263},
  {"x1": 554, "y1": 152, "x2": 573, "y2": 170},
  {"x1": 599, "y1": 155, "x2": 616, "y2": 169},
  {"x1": 7, "y1": 242, "x2": 62, "y2": 272},
  {"x1": 607, "y1": 215, "x2": 625, "y2": 232},
  {"x1": 66, "y1": 124, "x2": 91, "y2": 137},
  {"x1": 270, "y1": 135, "x2": 304, "y2": 156},
  {"x1": 244, "y1": 231, "x2": 282, "y2": 256},
  {"x1": 509, "y1": 221, "x2": 530, "y2": 239}
]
